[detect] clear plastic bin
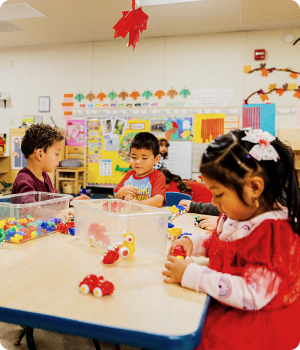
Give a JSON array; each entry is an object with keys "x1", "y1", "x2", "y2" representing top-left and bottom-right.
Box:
[
  {"x1": 73, "y1": 199, "x2": 169, "y2": 256},
  {"x1": 0, "y1": 192, "x2": 73, "y2": 243}
]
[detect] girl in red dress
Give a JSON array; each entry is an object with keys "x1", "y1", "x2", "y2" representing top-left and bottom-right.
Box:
[
  {"x1": 163, "y1": 129, "x2": 300, "y2": 350},
  {"x1": 160, "y1": 168, "x2": 213, "y2": 204}
]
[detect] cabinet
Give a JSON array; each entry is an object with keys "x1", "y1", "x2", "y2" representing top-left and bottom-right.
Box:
[{"x1": 0, "y1": 156, "x2": 10, "y2": 191}]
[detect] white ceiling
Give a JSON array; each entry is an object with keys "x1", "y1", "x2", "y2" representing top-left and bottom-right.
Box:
[{"x1": 0, "y1": 0, "x2": 299, "y2": 49}]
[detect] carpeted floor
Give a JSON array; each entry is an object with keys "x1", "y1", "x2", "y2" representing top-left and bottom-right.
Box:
[{"x1": 0, "y1": 322, "x2": 140, "y2": 350}]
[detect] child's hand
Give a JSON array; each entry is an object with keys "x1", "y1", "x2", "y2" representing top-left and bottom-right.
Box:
[
  {"x1": 197, "y1": 215, "x2": 218, "y2": 231},
  {"x1": 179, "y1": 200, "x2": 192, "y2": 212},
  {"x1": 163, "y1": 256, "x2": 193, "y2": 284},
  {"x1": 168, "y1": 237, "x2": 193, "y2": 258},
  {"x1": 118, "y1": 185, "x2": 139, "y2": 199},
  {"x1": 124, "y1": 196, "x2": 138, "y2": 203}
]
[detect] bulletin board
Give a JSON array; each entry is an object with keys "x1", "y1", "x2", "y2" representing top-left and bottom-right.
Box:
[
  {"x1": 86, "y1": 116, "x2": 150, "y2": 187},
  {"x1": 86, "y1": 115, "x2": 194, "y2": 187},
  {"x1": 66, "y1": 119, "x2": 85, "y2": 146}
]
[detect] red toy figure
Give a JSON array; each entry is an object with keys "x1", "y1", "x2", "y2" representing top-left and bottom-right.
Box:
[
  {"x1": 101, "y1": 244, "x2": 121, "y2": 264},
  {"x1": 88, "y1": 223, "x2": 111, "y2": 248},
  {"x1": 57, "y1": 221, "x2": 74, "y2": 234},
  {"x1": 171, "y1": 245, "x2": 187, "y2": 260},
  {"x1": 79, "y1": 274, "x2": 114, "y2": 297}
]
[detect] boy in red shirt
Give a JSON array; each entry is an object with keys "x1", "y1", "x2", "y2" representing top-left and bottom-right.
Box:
[{"x1": 114, "y1": 132, "x2": 166, "y2": 207}]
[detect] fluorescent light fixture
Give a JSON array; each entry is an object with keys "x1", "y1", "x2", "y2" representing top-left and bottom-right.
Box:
[
  {"x1": 136, "y1": 0, "x2": 205, "y2": 5},
  {"x1": 0, "y1": 3, "x2": 44, "y2": 21}
]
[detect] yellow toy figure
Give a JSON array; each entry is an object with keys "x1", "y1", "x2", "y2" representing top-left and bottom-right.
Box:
[
  {"x1": 166, "y1": 206, "x2": 179, "y2": 215},
  {"x1": 167, "y1": 227, "x2": 182, "y2": 241},
  {"x1": 119, "y1": 231, "x2": 135, "y2": 258}
]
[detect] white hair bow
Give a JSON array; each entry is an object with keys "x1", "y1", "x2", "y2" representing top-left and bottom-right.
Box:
[{"x1": 241, "y1": 129, "x2": 279, "y2": 162}]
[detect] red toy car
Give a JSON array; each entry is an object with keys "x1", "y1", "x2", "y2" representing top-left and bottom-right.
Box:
[
  {"x1": 79, "y1": 274, "x2": 114, "y2": 297},
  {"x1": 88, "y1": 223, "x2": 111, "y2": 248}
]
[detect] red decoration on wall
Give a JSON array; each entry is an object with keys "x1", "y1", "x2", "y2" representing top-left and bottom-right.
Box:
[
  {"x1": 201, "y1": 119, "x2": 224, "y2": 143},
  {"x1": 113, "y1": 0, "x2": 149, "y2": 51}
]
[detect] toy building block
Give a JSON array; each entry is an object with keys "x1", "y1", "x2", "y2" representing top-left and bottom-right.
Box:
[{"x1": 79, "y1": 274, "x2": 114, "y2": 297}]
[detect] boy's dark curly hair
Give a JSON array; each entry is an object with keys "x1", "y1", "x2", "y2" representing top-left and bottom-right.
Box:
[
  {"x1": 130, "y1": 132, "x2": 159, "y2": 157},
  {"x1": 21, "y1": 124, "x2": 64, "y2": 159}
]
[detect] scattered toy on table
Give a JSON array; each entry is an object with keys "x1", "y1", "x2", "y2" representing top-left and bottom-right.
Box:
[
  {"x1": 0, "y1": 228, "x2": 6, "y2": 248},
  {"x1": 101, "y1": 232, "x2": 136, "y2": 264},
  {"x1": 168, "y1": 223, "x2": 174, "y2": 229},
  {"x1": 177, "y1": 232, "x2": 192, "y2": 240},
  {"x1": 167, "y1": 227, "x2": 182, "y2": 241},
  {"x1": 57, "y1": 221, "x2": 75, "y2": 235},
  {"x1": 88, "y1": 223, "x2": 111, "y2": 248},
  {"x1": 167, "y1": 205, "x2": 186, "y2": 223},
  {"x1": 79, "y1": 274, "x2": 114, "y2": 297},
  {"x1": 194, "y1": 216, "x2": 204, "y2": 227}
]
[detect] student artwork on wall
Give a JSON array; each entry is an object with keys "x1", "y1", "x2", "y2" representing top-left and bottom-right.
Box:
[
  {"x1": 86, "y1": 116, "x2": 150, "y2": 187},
  {"x1": 242, "y1": 103, "x2": 275, "y2": 136},
  {"x1": 11, "y1": 137, "x2": 28, "y2": 169},
  {"x1": 149, "y1": 117, "x2": 193, "y2": 140},
  {"x1": 66, "y1": 119, "x2": 85, "y2": 146},
  {"x1": 194, "y1": 114, "x2": 225, "y2": 143}
]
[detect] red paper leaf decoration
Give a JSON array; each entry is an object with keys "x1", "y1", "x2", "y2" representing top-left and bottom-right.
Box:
[{"x1": 113, "y1": 0, "x2": 149, "y2": 50}]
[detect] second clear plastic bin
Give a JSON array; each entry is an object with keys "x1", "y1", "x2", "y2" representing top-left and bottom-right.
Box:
[{"x1": 73, "y1": 199, "x2": 169, "y2": 256}]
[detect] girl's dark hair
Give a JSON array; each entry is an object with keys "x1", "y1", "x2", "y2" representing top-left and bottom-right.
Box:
[
  {"x1": 159, "y1": 138, "x2": 170, "y2": 159},
  {"x1": 160, "y1": 168, "x2": 192, "y2": 194},
  {"x1": 200, "y1": 129, "x2": 300, "y2": 236},
  {"x1": 21, "y1": 123, "x2": 64, "y2": 159}
]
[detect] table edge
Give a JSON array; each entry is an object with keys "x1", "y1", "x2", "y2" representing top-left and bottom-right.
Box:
[{"x1": 0, "y1": 296, "x2": 211, "y2": 350}]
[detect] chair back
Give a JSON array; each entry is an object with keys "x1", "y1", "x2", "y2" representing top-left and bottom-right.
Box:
[
  {"x1": 165, "y1": 192, "x2": 192, "y2": 206},
  {"x1": 65, "y1": 146, "x2": 86, "y2": 167}
]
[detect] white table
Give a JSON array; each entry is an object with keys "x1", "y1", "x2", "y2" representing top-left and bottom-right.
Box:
[{"x1": 0, "y1": 213, "x2": 209, "y2": 350}]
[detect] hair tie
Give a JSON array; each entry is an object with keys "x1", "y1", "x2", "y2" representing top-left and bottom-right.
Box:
[{"x1": 241, "y1": 129, "x2": 279, "y2": 162}]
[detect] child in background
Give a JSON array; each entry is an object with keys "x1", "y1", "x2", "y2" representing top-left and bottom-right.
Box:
[
  {"x1": 114, "y1": 132, "x2": 166, "y2": 207},
  {"x1": 163, "y1": 129, "x2": 300, "y2": 350},
  {"x1": 160, "y1": 168, "x2": 213, "y2": 203},
  {"x1": 160, "y1": 168, "x2": 220, "y2": 229},
  {"x1": 153, "y1": 138, "x2": 170, "y2": 170}
]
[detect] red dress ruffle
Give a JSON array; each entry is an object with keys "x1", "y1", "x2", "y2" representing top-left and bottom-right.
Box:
[{"x1": 197, "y1": 218, "x2": 300, "y2": 350}]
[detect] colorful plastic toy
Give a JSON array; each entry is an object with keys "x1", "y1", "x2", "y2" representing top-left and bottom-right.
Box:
[
  {"x1": 0, "y1": 228, "x2": 6, "y2": 248},
  {"x1": 101, "y1": 232, "x2": 136, "y2": 264},
  {"x1": 119, "y1": 231, "x2": 135, "y2": 258},
  {"x1": 103, "y1": 201, "x2": 126, "y2": 213},
  {"x1": 171, "y1": 245, "x2": 187, "y2": 260},
  {"x1": 194, "y1": 216, "x2": 204, "y2": 227},
  {"x1": 79, "y1": 274, "x2": 114, "y2": 297},
  {"x1": 101, "y1": 244, "x2": 121, "y2": 264},
  {"x1": 177, "y1": 232, "x2": 192, "y2": 240},
  {"x1": 88, "y1": 223, "x2": 111, "y2": 248},
  {"x1": 167, "y1": 227, "x2": 182, "y2": 241}
]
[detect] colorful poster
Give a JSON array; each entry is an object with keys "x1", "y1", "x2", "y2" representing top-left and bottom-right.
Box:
[
  {"x1": 242, "y1": 104, "x2": 275, "y2": 136},
  {"x1": 66, "y1": 119, "x2": 85, "y2": 146},
  {"x1": 194, "y1": 114, "x2": 225, "y2": 143},
  {"x1": 149, "y1": 117, "x2": 193, "y2": 140},
  {"x1": 86, "y1": 117, "x2": 149, "y2": 187}
]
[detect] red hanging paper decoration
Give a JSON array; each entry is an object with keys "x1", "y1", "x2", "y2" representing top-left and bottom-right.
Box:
[{"x1": 113, "y1": 0, "x2": 149, "y2": 50}]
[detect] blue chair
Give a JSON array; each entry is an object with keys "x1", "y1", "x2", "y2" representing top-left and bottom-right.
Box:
[{"x1": 165, "y1": 192, "x2": 192, "y2": 206}]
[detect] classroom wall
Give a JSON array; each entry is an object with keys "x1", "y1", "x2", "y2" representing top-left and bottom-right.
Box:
[{"x1": 0, "y1": 27, "x2": 300, "y2": 137}]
